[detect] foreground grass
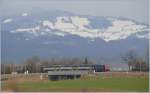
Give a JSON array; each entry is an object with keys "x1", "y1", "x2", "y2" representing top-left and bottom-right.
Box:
[{"x1": 1, "y1": 73, "x2": 149, "y2": 92}]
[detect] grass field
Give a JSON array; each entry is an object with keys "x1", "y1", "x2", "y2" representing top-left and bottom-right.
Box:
[{"x1": 1, "y1": 72, "x2": 149, "y2": 92}]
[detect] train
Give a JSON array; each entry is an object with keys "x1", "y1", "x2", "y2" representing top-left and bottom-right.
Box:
[
  {"x1": 42, "y1": 64, "x2": 110, "y2": 80},
  {"x1": 43, "y1": 64, "x2": 110, "y2": 72}
]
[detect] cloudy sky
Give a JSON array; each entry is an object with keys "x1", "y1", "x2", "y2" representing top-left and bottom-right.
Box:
[{"x1": 1, "y1": 0, "x2": 149, "y2": 24}]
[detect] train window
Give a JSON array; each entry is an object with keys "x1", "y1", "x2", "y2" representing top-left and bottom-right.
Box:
[{"x1": 94, "y1": 65, "x2": 105, "y2": 72}]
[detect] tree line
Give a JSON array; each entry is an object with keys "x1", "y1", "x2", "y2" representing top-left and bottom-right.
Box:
[
  {"x1": 121, "y1": 49, "x2": 149, "y2": 72},
  {"x1": 1, "y1": 48, "x2": 149, "y2": 74},
  {"x1": 1, "y1": 57, "x2": 92, "y2": 74}
]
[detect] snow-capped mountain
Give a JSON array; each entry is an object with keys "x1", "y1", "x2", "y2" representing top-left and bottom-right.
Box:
[
  {"x1": 1, "y1": 10, "x2": 148, "y2": 64},
  {"x1": 2, "y1": 14, "x2": 148, "y2": 42}
]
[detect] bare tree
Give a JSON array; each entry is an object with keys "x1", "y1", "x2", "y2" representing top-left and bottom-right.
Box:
[
  {"x1": 1, "y1": 63, "x2": 5, "y2": 74},
  {"x1": 121, "y1": 49, "x2": 137, "y2": 71},
  {"x1": 84, "y1": 57, "x2": 88, "y2": 65},
  {"x1": 25, "y1": 56, "x2": 40, "y2": 73}
]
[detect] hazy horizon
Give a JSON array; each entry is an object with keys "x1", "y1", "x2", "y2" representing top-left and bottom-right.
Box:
[{"x1": 1, "y1": 0, "x2": 149, "y2": 24}]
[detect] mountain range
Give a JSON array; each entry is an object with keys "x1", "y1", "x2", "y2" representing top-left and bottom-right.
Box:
[{"x1": 1, "y1": 10, "x2": 148, "y2": 67}]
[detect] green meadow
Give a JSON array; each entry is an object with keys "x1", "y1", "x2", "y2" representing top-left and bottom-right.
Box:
[{"x1": 1, "y1": 72, "x2": 149, "y2": 92}]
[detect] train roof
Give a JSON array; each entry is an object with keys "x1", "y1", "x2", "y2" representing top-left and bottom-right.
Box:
[{"x1": 41, "y1": 64, "x2": 104, "y2": 68}]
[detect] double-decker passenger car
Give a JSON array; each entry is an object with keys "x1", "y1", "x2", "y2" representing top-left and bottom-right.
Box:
[{"x1": 42, "y1": 64, "x2": 110, "y2": 80}]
